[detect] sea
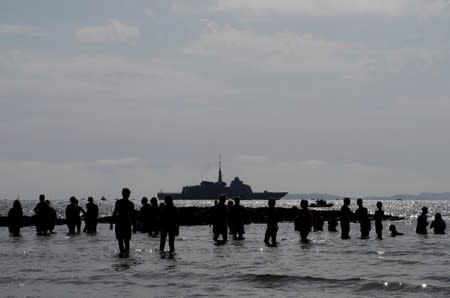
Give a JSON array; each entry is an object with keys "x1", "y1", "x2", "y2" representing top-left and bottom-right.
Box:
[{"x1": 0, "y1": 199, "x2": 449, "y2": 298}]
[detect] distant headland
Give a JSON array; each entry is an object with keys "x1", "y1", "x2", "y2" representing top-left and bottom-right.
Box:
[{"x1": 285, "y1": 192, "x2": 450, "y2": 200}]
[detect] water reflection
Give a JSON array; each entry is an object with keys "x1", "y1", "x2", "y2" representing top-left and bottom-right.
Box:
[{"x1": 112, "y1": 256, "x2": 141, "y2": 271}]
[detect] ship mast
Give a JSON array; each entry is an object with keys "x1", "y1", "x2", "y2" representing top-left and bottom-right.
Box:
[{"x1": 218, "y1": 154, "x2": 223, "y2": 183}]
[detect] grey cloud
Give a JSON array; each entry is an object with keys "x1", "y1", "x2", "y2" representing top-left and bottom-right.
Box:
[
  {"x1": 76, "y1": 19, "x2": 140, "y2": 43},
  {"x1": 211, "y1": 0, "x2": 450, "y2": 17}
]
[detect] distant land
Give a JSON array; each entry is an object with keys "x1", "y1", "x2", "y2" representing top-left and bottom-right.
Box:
[{"x1": 285, "y1": 192, "x2": 450, "y2": 200}]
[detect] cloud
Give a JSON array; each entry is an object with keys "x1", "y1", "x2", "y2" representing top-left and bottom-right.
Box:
[
  {"x1": 0, "y1": 52, "x2": 234, "y2": 104},
  {"x1": 76, "y1": 19, "x2": 140, "y2": 43},
  {"x1": 0, "y1": 24, "x2": 41, "y2": 36},
  {"x1": 235, "y1": 155, "x2": 269, "y2": 164},
  {"x1": 96, "y1": 157, "x2": 143, "y2": 167},
  {"x1": 182, "y1": 21, "x2": 446, "y2": 79},
  {"x1": 212, "y1": 0, "x2": 450, "y2": 17},
  {"x1": 182, "y1": 22, "x2": 371, "y2": 76}
]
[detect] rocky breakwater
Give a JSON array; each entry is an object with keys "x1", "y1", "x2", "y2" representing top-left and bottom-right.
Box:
[{"x1": 0, "y1": 207, "x2": 403, "y2": 227}]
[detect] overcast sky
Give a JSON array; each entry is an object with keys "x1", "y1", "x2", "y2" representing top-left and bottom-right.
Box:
[{"x1": 1, "y1": 0, "x2": 450, "y2": 200}]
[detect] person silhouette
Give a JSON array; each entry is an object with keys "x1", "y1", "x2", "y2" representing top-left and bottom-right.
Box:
[
  {"x1": 295, "y1": 200, "x2": 312, "y2": 242},
  {"x1": 110, "y1": 188, "x2": 136, "y2": 257},
  {"x1": 74, "y1": 198, "x2": 85, "y2": 233},
  {"x1": 374, "y1": 201, "x2": 384, "y2": 239},
  {"x1": 340, "y1": 197, "x2": 353, "y2": 239},
  {"x1": 229, "y1": 197, "x2": 245, "y2": 240},
  {"x1": 212, "y1": 195, "x2": 228, "y2": 244},
  {"x1": 355, "y1": 198, "x2": 370, "y2": 239},
  {"x1": 8, "y1": 200, "x2": 23, "y2": 236},
  {"x1": 389, "y1": 224, "x2": 404, "y2": 237},
  {"x1": 159, "y1": 196, "x2": 179, "y2": 257},
  {"x1": 313, "y1": 213, "x2": 324, "y2": 232},
  {"x1": 416, "y1": 207, "x2": 428, "y2": 234},
  {"x1": 34, "y1": 194, "x2": 51, "y2": 235},
  {"x1": 84, "y1": 197, "x2": 99, "y2": 233},
  {"x1": 149, "y1": 197, "x2": 160, "y2": 237},
  {"x1": 227, "y1": 200, "x2": 234, "y2": 236},
  {"x1": 430, "y1": 213, "x2": 446, "y2": 234},
  {"x1": 46, "y1": 200, "x2": 57, "y2": 234},
  {"x1": 327, "y1": 215, "x2": 338, "y2": 232},
  {"x1": 66, "y1": 196, "x2": 80, "y2": 235},
  {"x1": 139, "y1": 197, "x2": 151, "y2": 234},
  {"x1": 264, "y1": 198, "x2": 278, "y2": 246}
]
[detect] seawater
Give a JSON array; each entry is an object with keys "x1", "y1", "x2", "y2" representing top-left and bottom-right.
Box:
[{"x1": 0, "y1": 199, "x2": 449, "y2": 298}]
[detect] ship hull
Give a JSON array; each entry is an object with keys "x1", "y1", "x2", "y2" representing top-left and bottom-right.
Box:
[{"x1": 157, "y1": 192, "x2": 287, "y2": 200}]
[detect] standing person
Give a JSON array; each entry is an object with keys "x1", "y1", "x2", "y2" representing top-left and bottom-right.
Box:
[
  {"x1": 229, "y1": 197, "x2": 245, "y2": 240},
  {"x1": 355, "y1": 199, "x2": 371, "y2": 239},
  {"x1": 66, "y1": 197, "x2": 80, "y2": 234},
  {"x1": 34, "y1": 194, "x2": 51, "y2": 235},
  {"x1": 416, "y1": 207, "x2": 428, "y2": 235},
  {"x1": 159, "y1": 196, "x2": 179, "y2": 257},
  {"x1": 212, "y1": 195, "x2": 228, "y2": 244},
  {"x1": 295, "y1": 200, "x2": 312, "y2": 242},
  {"x1": 313, "y1": 213, "x2": 324, "y2": 232},
  {"x1": 430, "y1": 213, "x2": 446, "y2": 234},
  {"x1": 75, "y1": 198, "x2": 85, "y2": 233},
  {"x1": 227, "y1": 200, "x2": 234, "y2": 236},
  {"x1": 149, "y1": 197, "x2": 160, "y2": 237},
  {"x1": 340, "y1": 197, "x2": 353, "y2": 239},
  {"x1": 84, "y1": 197, "x2": 99, "y2": 233},
  {"x1": 110, "y1": 188, "x2": 136, "y2": 257},
  {"x1": 264, "y1": 198, "x2": 278, "y2": 247},
  {"x1": 8, "y1": 200, "x2": 23, "y2": 236},
  {"x1": 374, "y1": 201, "x2": 384, "y2": 239},
  {"x1": 139, "y1": 197, "x2": 151, "y2": 234},
  {"x1": 46, "y1": 200, "x2": 57, "y2": 234}
]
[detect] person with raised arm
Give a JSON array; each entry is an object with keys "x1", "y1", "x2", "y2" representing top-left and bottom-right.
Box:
[{"x1": 374, "y1": 201, "x2": 384, "y2": 239}]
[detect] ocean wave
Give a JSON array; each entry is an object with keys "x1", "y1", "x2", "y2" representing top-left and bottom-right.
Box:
[{"x1": 237, "y1": 272, "x2": 361, "y2": 286}]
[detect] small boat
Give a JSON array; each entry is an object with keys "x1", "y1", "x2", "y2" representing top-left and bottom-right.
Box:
[{"x1": 309, "y1": 199, "x2": 334, "y2": 208}]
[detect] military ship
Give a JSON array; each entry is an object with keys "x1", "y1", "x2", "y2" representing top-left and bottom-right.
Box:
[{"x1": 157, "y1": 160, "x2": 287, "y2": 200}]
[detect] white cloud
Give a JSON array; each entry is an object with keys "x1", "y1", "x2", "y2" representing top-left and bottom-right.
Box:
[
  {"x1": 0, "y1": 24, "x2": 41, "y2": 36},
  {"x1": 182, "y1": 22, "x2": 370, "y2": 76},
  {"x1": 212, "y1": 0, "x2": 449, "y2": 17},
  {"x1": 76, "y1": 19, "x2": 140, "y2": 43},
  {"x1": 182, "y1": 21, "x2": 445, "y2": 79}
]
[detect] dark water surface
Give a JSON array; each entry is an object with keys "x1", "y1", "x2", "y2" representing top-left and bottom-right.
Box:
[{"x1": 0, "y1": 200, "x2": 449, "y2": 297}]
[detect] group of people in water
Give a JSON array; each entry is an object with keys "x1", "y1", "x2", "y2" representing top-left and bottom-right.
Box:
[
  {"x1": 109, "y1": 188, "x2": 179, "y2": 257},
  {"x1": 337, "y1": 198, "x2": 446, "y2": 239},
  {"x1": 6, "y1": 190, "x2": 447, "y2": 257},
  {"x1": 18, "y1": 194, "x2": 99, "y2": 236}
]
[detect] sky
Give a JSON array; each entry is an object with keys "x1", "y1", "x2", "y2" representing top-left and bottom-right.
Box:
[{"x1": 1, "y1": 0, "x2": 450, "y2": 200}]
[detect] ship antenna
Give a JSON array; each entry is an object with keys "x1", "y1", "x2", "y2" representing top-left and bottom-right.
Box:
[{"x1": 218, "y1": 154, "x2": 223, "y2": 183}]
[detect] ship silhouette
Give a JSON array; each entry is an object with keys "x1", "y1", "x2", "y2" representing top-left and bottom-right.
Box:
[{"x1": 157, "y1": 159, "x2": 287, "y2": 200}]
